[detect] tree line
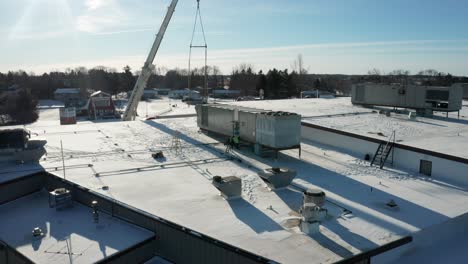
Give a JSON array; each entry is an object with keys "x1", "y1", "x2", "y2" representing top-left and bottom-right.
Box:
[{"x1": 0, "y1": 65, "x2": 226, "y2": 100}]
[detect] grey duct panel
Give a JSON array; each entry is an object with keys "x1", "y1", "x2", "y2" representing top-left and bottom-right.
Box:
[
  {"x1": 207, "y1": 107, "x2": 234, "y2": 137},
  {"x1": 238, "y1": 111, "x2": 258, "y2": 143},
  {"x1": 426, "y1": 90, "x2": 449, "y2": 101},
  {"x1": 256, "y1": 113, "x2": 301, "y2": 149},
  {"x1": 355, "y1": 85, "x2": 365, "y2": 102},
  {"x1": 463, "y1": 84, "x2": 468, "y2": 99}
]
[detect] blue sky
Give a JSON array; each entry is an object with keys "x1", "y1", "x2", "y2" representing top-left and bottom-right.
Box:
[{"x1": 0, "y1": 0, "x2": 467, "y2": 75}]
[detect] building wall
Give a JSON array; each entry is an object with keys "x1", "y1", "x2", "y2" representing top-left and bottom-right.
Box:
[
  {"x1": 351, "y1": 84, "x2": 463, "y2": 111},
  {"x1": 301, "y1": 124, "x2": 468, "y2": 186},
  {"x1": 0, "y1": 172, "x2": 45, "y2": 205},
  {"x1": 54, "y1": 93, "x2": 81, "y2": 104},
  {"x1": 0, "y1": 240, "x2": 33, "y2": 264},
  {"x1": 373, "y1": 211, "x2": 468, "y2": 264},
  {"x1": 454, "y1": 83, "x2": 468, "y2": 99}
]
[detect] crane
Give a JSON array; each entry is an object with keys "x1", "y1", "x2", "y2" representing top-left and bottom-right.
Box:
[{"x1": 122, "y1": 0, "x2": 178, "y2": 121}]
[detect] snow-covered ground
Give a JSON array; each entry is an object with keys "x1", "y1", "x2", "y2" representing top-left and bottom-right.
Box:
[{"x1": 1, "y1": 105, "x2": 464, "y2": 263}]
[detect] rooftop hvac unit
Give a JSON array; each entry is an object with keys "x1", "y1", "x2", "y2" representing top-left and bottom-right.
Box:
[
  {"x1": 351, "y1": 83, "x2": 463, "y2": 113},
  {"x1": 257, "y1": 167, "x2": 297, "y2": 189},
  {"x1": 196, "y1": 105, "x2": 301, "y2": 152},
  {"x1": 212, "y1": 176, "x2": 242, "y2": 199},
  {"x1": 48, "y1": 188, "x2": 73, "y2": 210},
  {"x1": 299, "y1": 189, "x2": 327, "y2": 235}
]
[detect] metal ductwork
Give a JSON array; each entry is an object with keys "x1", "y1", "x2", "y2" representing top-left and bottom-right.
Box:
[
  {"x1": 212, "y1": 176, "x2": 242, "y2": 199},
  {"x1": 258, "y1": 167, "x2": 296, "y2": 190}
]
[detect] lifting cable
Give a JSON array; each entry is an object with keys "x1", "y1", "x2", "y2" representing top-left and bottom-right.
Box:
[{"x1": 188, "y1": 0, "x2": 208, "y2": 99}]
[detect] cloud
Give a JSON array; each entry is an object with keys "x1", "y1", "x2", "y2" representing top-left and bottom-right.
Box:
[
  {"x1": 4, "y1": 40, "x2": 468, "y2": 76},
  {"x1": 76, "y1": 0, "x2": 126, "y2": 33},
  {"x1": 85, "y1": 0, "x2": 113, "y2": 10}
]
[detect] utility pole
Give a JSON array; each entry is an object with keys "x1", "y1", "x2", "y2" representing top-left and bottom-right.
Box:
[{"x1": 60, "y1": 140, "x2": 66, "y2": 180}]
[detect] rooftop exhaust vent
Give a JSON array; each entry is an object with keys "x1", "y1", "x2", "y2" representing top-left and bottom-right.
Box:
[
  {"x1": 303, "y1": 189, "x2": 326, "y2": 208},
  {"x1": 258, "y1": 167, "x2": 296, "y2": 190},
  {"x1": 212, "y1": 176, "x2": 242, "y2": 199},
  {"x1": 300, "y1": 189, "x2": 327, "y2": 235},
  {"x1": 48, "y1": 188, "x2": 73, "y2": 210}
]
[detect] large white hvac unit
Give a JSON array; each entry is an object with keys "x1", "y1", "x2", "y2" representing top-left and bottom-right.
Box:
[
  {"x1": 351, "y1": 83, "x2": 463, "y2": 113},
  {"x1": 453, "y1": 83, "x2": 468, "y2": 99},
  {"x1": 195, "y1": 104, "x2": 301, "y2": 150}
]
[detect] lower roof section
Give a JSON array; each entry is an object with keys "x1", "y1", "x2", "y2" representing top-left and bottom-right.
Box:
[{"x1": 0, "y1": 191, "x2": 154, "y2": 264}]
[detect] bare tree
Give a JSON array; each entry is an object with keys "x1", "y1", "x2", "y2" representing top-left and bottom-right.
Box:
[
  {"x1": 232, "y1": 63, "x2": 255, "y2": 74},
  {"x1": 418, "y1": 69, "x2": 439, "y2": 76},
  {"x1": 388, "y1": 69, "x2": 410, "y2": 76},
  {"x1": 291, "y1": 54, "x2": 309, "y2": 94},
  {"x1": 367, "y1": 68, "x2": 382, "y2": 76},
  {"x1": 291, "y1": 54, "x2": 308, "y2": 75}
]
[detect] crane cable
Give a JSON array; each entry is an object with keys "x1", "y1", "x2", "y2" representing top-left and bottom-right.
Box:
[{"x1": 188, "y1": 0, "x2": 208, "y2": 100}]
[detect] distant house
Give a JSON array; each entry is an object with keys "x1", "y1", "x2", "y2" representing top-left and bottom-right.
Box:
[
  {"x1": 0, "y1": 85, "x2": 19, "y2": 93},
  {"x1": 87, "y1": 91, "x2": 117, "y2": 119},
  {"x1": 169, "y1": 89, "x2": 199, "y2": 99},
  {"x1": 155, "y1": 88, "x2": 171, "y2": 95},
  {"x1": 212, "y1": 89, "x2": 241, "y2": 99},
  {"x1": 300, "y1": 90, "x2": 336, "y2": 99},
  {"x1": 142, "y1": 89, "x2": 160, "y2": 100},
  {"x1": 54, "y1": 88, "x2": 81, "y2": 106}
]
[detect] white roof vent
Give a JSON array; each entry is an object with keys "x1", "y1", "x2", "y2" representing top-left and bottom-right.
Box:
[
  {"x1": 212, "y1": 176, "x2": 242, "y2": 199},
  {"x1": 299, "y1": 189, "x2": 327, "y2": 235},
  {"x1": 258, "y1": 167, "x2": 296, "y2": 189}
]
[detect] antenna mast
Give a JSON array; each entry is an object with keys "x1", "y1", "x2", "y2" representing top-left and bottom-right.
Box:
[{"x1": 188, "y1": 0, "x2": 208, "y2": 102}]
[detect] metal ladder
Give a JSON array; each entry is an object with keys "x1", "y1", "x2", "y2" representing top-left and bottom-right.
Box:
[{"x1": 371, "y1": 131, "x2": 396, "y2": 169}]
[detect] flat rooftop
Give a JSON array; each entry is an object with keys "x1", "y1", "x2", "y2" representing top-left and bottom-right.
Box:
[
  {"x1": 225, "y1": 98, "x2": 468, "y2": 159},
  {"x1": 1, "y1": 102, "x2": 466, "y2": 263},
  {"x1": 0, "y1": 190, "x2": 154, "y2": 264}
]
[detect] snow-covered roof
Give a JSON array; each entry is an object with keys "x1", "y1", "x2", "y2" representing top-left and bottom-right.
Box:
[
  {"x1": 90, "y1": 90, "x2": 110, "y2": 97},
  {"x1": 224, "y1": 98, "x2": 468, "y2": 159},
  {"x1": 0, "y1": 191, "x2": 153, "y2": 264},
  {"x1": 2, "y1": 103, "x2": 465, "y2": 263},
  {"x1": 54, "y1": 88, "x2": 80, "y2": 94},
  {"x1": 143, "y1": 89, "x2": 159, "y2": 94},
  {"x1": 1, "y1": 98, "x2": 468, "y2": 263}
]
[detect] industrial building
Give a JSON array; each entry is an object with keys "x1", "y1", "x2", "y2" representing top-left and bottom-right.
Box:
[
  {"x1": 142, "y1": 89, "x2": 160, "y2": 100},
  {"x1": 211, "y1": 89, "x2": 241, "y2": 99},
  {"x1": 168, "y1": 89, "x2": 199, "y2": 99},
  {"x1": 53, "y1": 88, "x2": 82, "y2": 106},
  {"x1": 154, "y1": 88, "x2": 171, "y2": 95},
  {"x1": 351, "y1": 83, "x2": 463, "y2": 115},
  {"x1": 300, "y1": 90, "x2": 336, "y2": 99},
  {"x1": 2, "y1": 95, "x2": 468, "y2": 263}
]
